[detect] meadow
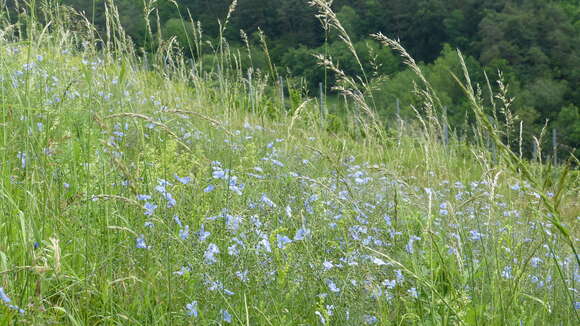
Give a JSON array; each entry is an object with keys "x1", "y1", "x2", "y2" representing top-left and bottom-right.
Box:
[{"x1": 0, "y1": 1, "x2": 578, "y2": 325}]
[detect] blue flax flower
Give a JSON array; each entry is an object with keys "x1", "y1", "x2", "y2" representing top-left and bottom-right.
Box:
[
  {"x1": 221, "y1": 309, "x2": 232, "y2": 323},
  {"x1": 276, "y1": 234, "x2": 292, "y2": 249},
  {"x1": 204, "y1": 243, "x2": 219, "y2": 264},
  {"x1": 174, "y1": 174, "x2": 191, "y2": 184},
  {"x1": 136, "y1": 235, "x2": 149, "y2": 249},
  {"x1": 0, "y1": 287, "x2": 11, "y2": 303},
  {"x1": 261, "y1": 194, "x2": 276, "y2": 208},
  {"x1": 186, "y1": 301, "x2": 198, "y2": 317},
  {"x1": 143, "y1": 202, "x2": 157, "y2": 216},
  {"x1": 294, "y1": 227, "x2": 311, "y2": 241}
]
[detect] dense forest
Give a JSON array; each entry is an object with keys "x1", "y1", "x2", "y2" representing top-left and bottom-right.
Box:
[{"x1": 6, "y1": 0, "x2": 580, "y2": 157}]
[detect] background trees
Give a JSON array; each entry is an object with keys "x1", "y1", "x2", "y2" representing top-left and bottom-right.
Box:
[{"x1": 31, "y1": 0, "x2": 580, "y2": 156}]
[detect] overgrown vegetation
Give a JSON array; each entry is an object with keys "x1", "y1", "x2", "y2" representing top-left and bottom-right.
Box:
[
  {"x1": 0, "y1": 1, "x2": 578, "y2": 325},
  {"x1": 8, "y1": 0, "x2": 577, "y2": 158}
]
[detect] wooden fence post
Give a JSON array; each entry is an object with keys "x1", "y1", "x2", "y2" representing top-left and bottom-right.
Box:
[
  {"x1": 319, "y1": 82, "x2": 325, "y2": 125},
  {"x1": 443, "y1": 106, "x2": 449, "y2": 147},
  {"x1": 396, "y1": 98, "x2": 401, "y2": 146},
  {"x1": 248, "y1": 70, "x2": 254, "y2": 115},
  {"x1": 279, "y1": 76, "x2": 285, "y2": 110},
  {"x1": 552, "y1": 128, "x2": 558, "y2": 166}
]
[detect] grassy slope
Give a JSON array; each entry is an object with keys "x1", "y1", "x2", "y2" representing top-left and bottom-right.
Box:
[{"x1": 1, "y1": 16, "x2": 579, "y2": 326}]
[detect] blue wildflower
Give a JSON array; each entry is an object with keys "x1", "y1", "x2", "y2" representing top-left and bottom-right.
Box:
[
  {"x1": 530, "y1": 257, "x2": 543, "y2": 268},
  {"x1": 23, "y1": 62, "x2": 35, "y2": 70},
  {"x1": 16, "y1": 152, "x2": 26, "y2": 169},
  {"x1": 173, "y1": 215, "x2": 183, "y2": 227},
  {"x1": 439, "y1": 203, "x2": 449, "y2": 216},
  {"x1": 143, "y1": 202, "x2": 157, "y2": 216},
  {"x1": 326, "y1": 279, "x2": 341, "y2": 293},
  {"x1": 383, "y1": 279, "x2": 396, "y2": 289},
  {"x1": 225, "y1": 214, "x2": 242, "y2": 233},
  {"x1": 204, "y1": 184, "x2": 215, "y2": 193},
  {"x1": 179, "y1": 225, "x2": 190, "y2": 240},
  {"x1": 395, "y1": 269, "x2": 405, "y2": 283},
  {"x1": 228, "y1": 177, "x2": 244, "y2": 195},
  {"x1": 276, "y1": 234, "x2": 292, "y2": 249},
  {"x1": 174, "y1": 266, "x2": 191, "y2": 276},
  {"x1": 257, "y1": 238, "x2": 272, "y2": 253},
  {"x1": 9, "y1": 304, "x2": 25, "y2": 314},
  {"x1": 501, "y1": 266, "x2": 513, "y2": 279},
  {"x1": 204, "y1": 243, "x2": 219, "y2": 264},
  {"x1": 158, "y1": 179, "x2": 172, "y2": 187},
  {"x1": 326, "y1": 305, "x2": 335, "y2": 316},
  {"x1": 186, "y1": 301, "x2": 198, "y2": 317},
  {"x1": 228, "y1": 243, "x2": 239, "y2": 256},
  {"x1": 294, "y1": 227, "x2": 311, "y2": 241},
  {"x1": 270, "y1": 159, "x2": 284, "y2": 167},
  {"x1": 248, "y1": 173, "x2": 263, "y2": 179},
  {"x1": 212, "y1": 169, "x2": 227, "y2": 179},
  {"x1": 206, "y1": 279, "x2": 224, "y2": 291},
  {"x1": 198, "y1": 224, "x2": 211, "y2": 241},
  {"x1": 469, "y1": 230, "x2": 484, "y2": 241},
  {"x1": 323, "y1": 261, "x2": 334, "y2": 271},
  {"x1": 221, "y1": 309, "x2": 232, "y2": 323},
  {"x1": 355, "y1": 177, "x2": 372, "y2": 185},
  {"x1": 136, "y1": 235, "x2": 149, "y2": 249},
  {"x1": 261, "y1": 194, "x2": 277, "y2": 208},
  {"x1": 0, "y1": 287, "x2": 11, "y2": 303},
  {"x1": 384, "y1": 215, "x2": 392, "y2": 226},
  {"x1": 250, "y1": 215, "x2": 262, "y2": 228},
  {"x1": 364, "y1": 314, "x2": 378, "y2": 325},
  {"x1": 137, "y1": 194, "x2": 151, "y2": 201},
  {"x1": 175, "y1": 175, "x2": 191, "y2": 184},
  {"x1": 154, "y1": 184, "x2": 176, "y2": 208},
  {"x1": 405, "y1": 235, "x2": 421, "y2": 254},
  {"x1": 315, "y1": 311, "x2": 326, "y2": 324},
  {"x1": 408, "y1": 287, "x2": 418, "y2": 298},
  {"x1": 349, "y1": 225, "x2": 367, "y2": 241},
  {"x1": 163, "y1": 192, "x2": 176, "y2": 208},
  {"x1": 236, "y1": 270, "x2": 249, "y2": 282}
]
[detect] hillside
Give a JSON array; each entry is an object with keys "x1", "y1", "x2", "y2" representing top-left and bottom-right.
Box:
[
  {"x1": 42, "y1": 0, "x2": 580, "y2": 158},
  {"x1": 0, "y1": 3, "x2": 579, "y2": 325}
]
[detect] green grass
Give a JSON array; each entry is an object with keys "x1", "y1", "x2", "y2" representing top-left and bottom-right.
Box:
[{"x1": 0, "y1": 3, "x2": 578, "y2": 325}]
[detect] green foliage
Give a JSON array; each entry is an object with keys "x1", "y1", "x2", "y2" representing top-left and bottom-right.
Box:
[
  {"x1": 11, "y1": 0, "x2": 579, "y2": 159},
  {"x1": 370, "y1": 45, "x2": 481, "y2": 128},
  {"x1": 555, "y1": 105, "x2": 580, "y2": 157},
  {"x1": 164, "y1": 18, "x2": 194, "y2": 51}
]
